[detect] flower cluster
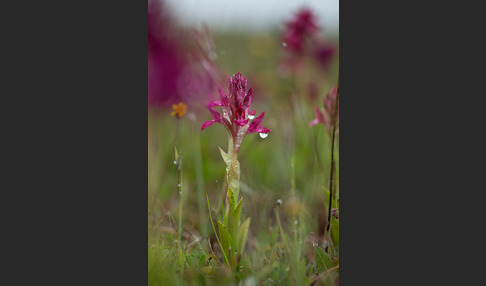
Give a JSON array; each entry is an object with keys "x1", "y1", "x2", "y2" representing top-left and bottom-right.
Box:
[
  {"x1": 148, "y1": 0, "x2": 186, "y2": 107},
  {"x1": 148, "y1": 0, "x2": 215, "y2": 109},
  {"x1": 310, "y1": 86, "x2": 339, "y2": 135},
  {"x1": 280, "y1": 7, "x2": 336, "y2": 74},
  {"x1": 282, "y1": 8, "x2": 319, "y2": 54},
  {"x1": 202, "y1": 72, "x2": 271, "y2": 153}
]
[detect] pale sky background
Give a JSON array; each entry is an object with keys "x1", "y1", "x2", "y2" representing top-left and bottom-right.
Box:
[{"x1": 165, "y1": 0, "x2": 339, "y2": 36}]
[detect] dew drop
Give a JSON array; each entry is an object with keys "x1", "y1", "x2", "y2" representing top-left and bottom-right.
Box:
[
  {"x1": 259, "y1": 133, "x2": 268, "y2": 139},
  {"x1": 177, "y1": 183, "x2": 181, "y2": 187},
  {"x1": 294, "y1": 220, "x2": 298, "y2": 225},
  {"x1": 282, "y1": 42, "x2": 287, "y2": 47},
  {"x1": 173, "y1": 160, "x2": 177, "y2": 165},
  {"x1": 248, "y1": 114, "x2": 255, "y2": 120},
  {"x1": 178, "y1": 191, "x2": 182, "y2": 195}
]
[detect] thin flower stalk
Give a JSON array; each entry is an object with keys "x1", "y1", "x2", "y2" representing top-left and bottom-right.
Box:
[
  {"x1": 309, "y1": 83, "x2": 339, "y2": 248},
  {"x1": 323, "y1": 84, "x2": 339, "y2": 247},
  {"x1": 172, "y1": 112, "x2": 185, "y2": 273}
]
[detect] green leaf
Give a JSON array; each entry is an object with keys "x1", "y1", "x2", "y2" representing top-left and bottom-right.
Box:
[
  {"x1": 314, "y1": 247, "x2": 333, "y2": 273},
  {"x1": 198, "y1": 254, "x2": 206, "y2": 267},
  {"x1": 219, "y1": 147, "x2": 230, "y2": 166},
  {"x1": 220, "y1": 188, "x2": 227, "y2": 226},
  {"x1": 227, "y1": 186, "x2": 236, "y2": 212},
  {"x1": 228, "y1": 198, "x2": 242, "y2": 253},
  {"x1": 217, "y1": 220, "x2": 230, "y2": 255},
  {"x1": 238, "y1": 217, "x2": 251, "y2": 255}
]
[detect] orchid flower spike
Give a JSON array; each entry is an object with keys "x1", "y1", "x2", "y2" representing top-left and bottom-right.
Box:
[
  {"x1": 202, "y1": 72, "x2": 271, "y2": 153},
  {"x1": 310, "y1": 85, "x2": 339, "y2": 135}
]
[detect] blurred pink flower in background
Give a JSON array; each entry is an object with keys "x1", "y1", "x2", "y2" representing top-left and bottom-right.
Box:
[
  {"x1": 282, "y1": 7, "x2": 320, "y2": 54},
  {"x1": 148, "y1": 0, "x2": 219, "y2": 110},
  {"x1": 148, "y1": 0, "x2": 185, "y2": 107},
  {"x1": 310, "y1": 86, "x2": 339, "y2": 135},
  {"x1": 279, "y1": 7, "x2": 336, "y2": 75}
]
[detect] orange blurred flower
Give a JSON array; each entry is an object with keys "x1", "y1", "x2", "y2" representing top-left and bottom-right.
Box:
[{"x1": 171, "y1": 102, "x2": 187, "y2": 118}]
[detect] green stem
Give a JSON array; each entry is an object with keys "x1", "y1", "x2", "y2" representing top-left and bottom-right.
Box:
[
  {"x1": 291, "y1": 153, "x2": 296, "y2": 198},
  {"x1": 325, "y1": 81, "x2": 339, "y2": 245},
  {"x1": 177, "y1": 155, "x2": 183, "y2": 239},
  {"x1": 275, "y1": 207, "x2": 290, "y2": 251},
  {"x1": 174, "y1": 118, "x2": 184, "y2": 273},
  {"x1": 177, "y1": 154, "x2": 184, "y2": 273},
  {"x1": 226, "y1": 134, "x2": 240, "y2": 204},
  {"x1": 194, "y1": 127, "x2": 207, "y2": 236}
]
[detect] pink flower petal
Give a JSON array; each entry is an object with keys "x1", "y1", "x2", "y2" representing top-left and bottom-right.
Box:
[
  {"x1": 218, "y1": 87, "x2": 229, "y2": 107},
  {"x1": 208, "y1": 107, "x2": 222, "y2": 122},
  {"x1": 309, "y1": 118, "x2": 320, "y2": 126},
  {"x1": 207, "y1": 100, "x2": 222, "y2": 108},
  {"x1": 201, "y1": 120, "x2": 215, "y2": 130},
  {"x1": 243, "y1": 88, "x2": 253, "y2": 108},
  {"x1": 248, "y1": 112, "x2": 265, "y2": 133},
  {"x1": 235, "y1": 119, "x2": 249, "y2": 126},
  {"x1": 255, "y1": 127, "x2": 271, "y2": 133},
  {"x1": 315, "y1": 106, "x2": 324, "y2": 123}
]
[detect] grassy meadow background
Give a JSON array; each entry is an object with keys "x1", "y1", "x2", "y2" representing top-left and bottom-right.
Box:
[{"x1": 148, "y1": 11, "x2": 339, "y2": 286}]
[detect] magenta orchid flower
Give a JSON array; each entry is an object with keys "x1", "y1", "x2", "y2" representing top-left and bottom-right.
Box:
[
  {"x1": 202, "y1": 72, "x2": 271, "y2": 153},
  {"x1": 310, "y1": 86, "x2": 339, "y2": 135},
  {"x1": 148, "y1": 0, "x2": 186, "y2": 107},
  {"x1": 279, "y1": 7, "x2": 336, "y2": 75},
  {"x1": 148, "y1": 0, "x2": 215, "y2": 109},
  {"x1": 282, "y1": 7, "x2": 319, "y2": 54}
]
